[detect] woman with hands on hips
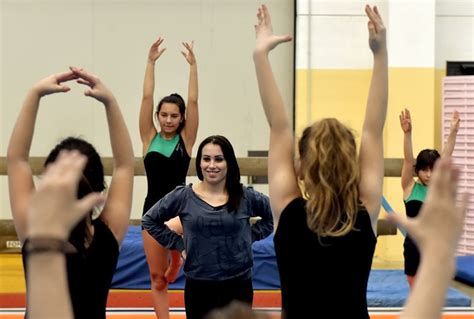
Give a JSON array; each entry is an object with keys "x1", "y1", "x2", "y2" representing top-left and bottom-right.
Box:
[{"x1": 142, "y1": 135, "x2": 273, "y2": 319}]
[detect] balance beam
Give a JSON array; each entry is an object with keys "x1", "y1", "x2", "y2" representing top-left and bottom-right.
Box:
[{"x1": 0, "y1": 157, "x2": 405, "y2": 177}]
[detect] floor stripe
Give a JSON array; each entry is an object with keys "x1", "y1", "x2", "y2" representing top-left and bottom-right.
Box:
[{"x1": 0, "y1": 308, "x2": 472, "y2": 318}]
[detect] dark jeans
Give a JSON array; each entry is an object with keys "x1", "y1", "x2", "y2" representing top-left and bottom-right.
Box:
[{"x1": 184, "y1": 276, "x2": 253, "y2": 319}]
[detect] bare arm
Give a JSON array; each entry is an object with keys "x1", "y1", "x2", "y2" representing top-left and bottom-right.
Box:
[
  {"x1": 27, "y1": 253, "x2": 71, "y2": 318},
  {"x1": 180, "y1": 41, "x2": 199, "y2": 155},
  {"x1": 253, "y1": 5, "x2": 299, "y2": 226},
  {"x1": 358, "y1": 5, "x2": 388, "y2": 230},
  {"x1": 389, "y1": 157, "x2": 469, "y2": 319},
  {"x1": 7, "y1": 71, "x2": 77, "y2": 242},
  {"x1": 139, "y1": 37, "x2": 166, "y2": 153},
  {"x1": 399, "y1": 108, "x2": 415, "y2": 198},
  {"x1": 71, "y1": 67, "x2": 134, "y2": 245},
  {"x1": 441, "y1": 110, "x2": 460, "y2": 158}
]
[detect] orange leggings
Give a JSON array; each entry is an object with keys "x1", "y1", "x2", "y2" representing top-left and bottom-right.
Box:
[{"x1": 406, "y1": 275, "x2": 415, "y2": 288}]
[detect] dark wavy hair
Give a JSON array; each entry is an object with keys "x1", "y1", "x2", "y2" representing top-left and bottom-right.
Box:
[
  {"x1": 44, "y1": 137, "x2": 105, "y2": 252},
  {"x1": 414, "y1": 149, "x2": 440, "y2": 174},
  {"x1": 157, "y1": 93, "x2": 186, "y2": 133},
  {"x1": 196, "y1": 135, "x2": 243, "y2": 212}
]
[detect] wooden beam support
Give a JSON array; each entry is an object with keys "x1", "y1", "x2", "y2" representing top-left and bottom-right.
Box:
[
  {"x1": 0, "y1": 218, "x2": 398, "y2": 252},
  {"x1": 0, "y1": 157, "x2": 404, "y2": 177}
]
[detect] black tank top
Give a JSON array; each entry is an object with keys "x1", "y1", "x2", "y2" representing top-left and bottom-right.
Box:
[
  {"x1": 142, "y1": 134, "x2": 191, "y2": 214},
  {"x1": 274, "y1": 198, "x2": 376, "y2": 319},
  {"x1": 403, "y1": 200, "x2": 422, "y2": 276},
  {"x1": 22, "y1": 218, "x2": 119, "y2": 319}
]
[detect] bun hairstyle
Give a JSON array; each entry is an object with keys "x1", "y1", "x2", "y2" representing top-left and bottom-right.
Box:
[{"x1": 157, "y1": 93, "x2": 186, "y2": 132}]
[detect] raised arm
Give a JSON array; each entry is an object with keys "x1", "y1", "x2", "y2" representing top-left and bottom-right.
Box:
[
  {"x1": 253, "y1": 4, "x2": 298, "y2": 225},
  {"x1": 25, "y1": 151, "x2": 104, "y2": 319},
  {"x1": 399, "y1": 108, "x2": 415, "y2": 198},
  {"x1": 388, "y1": 157, "x2": 469, "y2": 319},
  {"x1": 441, "y1": 110, "x2": 460, "y2": 158},
  {"x1": 180, "y1": 41, "x2": 199, "y2": 155},
  {"x1": 358, "y1": 5, "x2": 388, "y2": 228},
  {"x1": 7, "y1": 71, "x2": 77, "y2": 242},
  {"x1": 71, "y1": 67, "x2": 134, "y2": 245},
  {"x1": 139, "y1": 37, "x2": 166, "y2": 152}
]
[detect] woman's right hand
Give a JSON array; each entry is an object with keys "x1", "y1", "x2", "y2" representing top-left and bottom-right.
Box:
[
  {"x1": 399, "y1": 108, "x2": 412, "y2": 133},
  {"x1": 450, "y1": 110, "x2": 460, "y2": 133},
  {"x1": 31, "y1": 71, "x2": 78, "y2": 97},
  {"x1": 254, "y1": 4, "x2": 292, "y2": 55},
  {"x1": 366, "y1": 5, "x2": 386, "y2": 55},
  {"x1": 181, "y1": 41, "x2": 196, "y2": 66},
  {"x1": 148, "y1": 37, "x2": 166, "y2": 63}
]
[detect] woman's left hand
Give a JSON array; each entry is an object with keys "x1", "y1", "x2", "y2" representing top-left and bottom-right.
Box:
[
  {"x1": 181, "y1": 41, "x2": 196, "y2": 66},
  {"x1": 70, "y1": 67, "x2": 115, "y2": 105}
]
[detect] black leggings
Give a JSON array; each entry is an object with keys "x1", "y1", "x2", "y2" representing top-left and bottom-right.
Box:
[{"x1": 184, "y1": 276, "x2": 253, "y2": 319}]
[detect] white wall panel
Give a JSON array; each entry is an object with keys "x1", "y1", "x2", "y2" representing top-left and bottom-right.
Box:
[
  {"x1": 299, "y1": 0, "x2": 386, "y2": 15},
  {"x1": 296, "y1": 16, "x2": 310, "y2": 70},
  {"x1": 296, "y1": 15, "x2": 374, "y2": 69},
  {"x1": 436, "y1": 0, "x2": 474, "y2": 16},
  {"x1": 388, "y1": 0, "x2": 436, "y2": 67},
  {"x1": 296, "y1": 0, "x2": 473, "y2": 70},
  {"x1": 435, "y1": 17, "x2": 474, "y2": 69}
]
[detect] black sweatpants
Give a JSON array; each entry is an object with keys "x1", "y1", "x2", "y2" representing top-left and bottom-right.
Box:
[{"x1": 184, "y1": 276, "x2": 253, "y2": 319}]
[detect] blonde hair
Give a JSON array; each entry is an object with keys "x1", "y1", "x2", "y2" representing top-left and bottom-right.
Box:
[{"x1": 298, "y1": 118, "x2": 359, "y2": 237}]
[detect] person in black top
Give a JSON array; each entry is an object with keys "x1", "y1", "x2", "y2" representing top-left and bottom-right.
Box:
[
  {"x1": 139, "y1": 37, "x2": 199, "y2": 319},
  {"x1": 253, "y1": 4, "x2": 387, "y2": 318},
  {"x1": 202, "y1": 160, "x2": 470, "y2": 319},
  {"x1": 8, "y1": 67, "x2": 134, "y2": 319},
  {"x1": 23, "y1": 151, "x2": 106, "y2": 319}
]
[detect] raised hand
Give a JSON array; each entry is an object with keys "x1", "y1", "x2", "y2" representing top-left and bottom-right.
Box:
[
  {"x1": 181, "y1": 41, "x2": 196, "y2": 66},
  {"x1": 148, "y1": 37, "x2": 166, "y2": 63},
  {"x1": 450, "y1": 110, "x2": 461, "y2": 133},
  {"x1": 70, "y1": 67, "x2": 115, "y2": 105},
  {"x1": 254, "y1": 4, "x2": 292, "y2": 54},
  {"x1": 32, "y1": 71, "x2": 78, "y2": 97},
  {"x1": 388, "y1": 157, "x2": 469, "y2": 255},
  {"x1": 365, "y1": 5, "x2": 386, "y2": 54},
  {"x1": 399, "y1": 108, "x2": 412, "y2": 133},
  {"x1": 27, "y1": 150, "x2": 105, "y2": 240}
]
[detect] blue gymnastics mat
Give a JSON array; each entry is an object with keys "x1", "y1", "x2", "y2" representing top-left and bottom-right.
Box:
[
  {"x1": 456, "y1": 255, "x2": 474, "y2": 286},
  {"x1": 367, "y1": 269, "x2": 470, "y2": 307},
  {"x1": 112, "y1": 226, "x2": 471, "y2": 307}
]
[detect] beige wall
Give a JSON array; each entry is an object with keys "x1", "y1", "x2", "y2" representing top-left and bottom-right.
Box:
[{"x1": 0, "y1": 0, "x2": 295, "y2": 219}]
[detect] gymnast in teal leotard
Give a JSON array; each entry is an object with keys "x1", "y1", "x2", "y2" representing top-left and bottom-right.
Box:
[{"x1": 139, "y1": 37, "x2": 199, "y2": 319}]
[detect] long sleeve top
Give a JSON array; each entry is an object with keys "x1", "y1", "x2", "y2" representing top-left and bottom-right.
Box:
[{"x1": 142, "y1": 184, "x2": 273, "y2": 281}]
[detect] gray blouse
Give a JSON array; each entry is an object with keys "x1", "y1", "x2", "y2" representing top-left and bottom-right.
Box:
[{"x1": 142, "y1": 184, "x2": 273, "y2": 281}]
